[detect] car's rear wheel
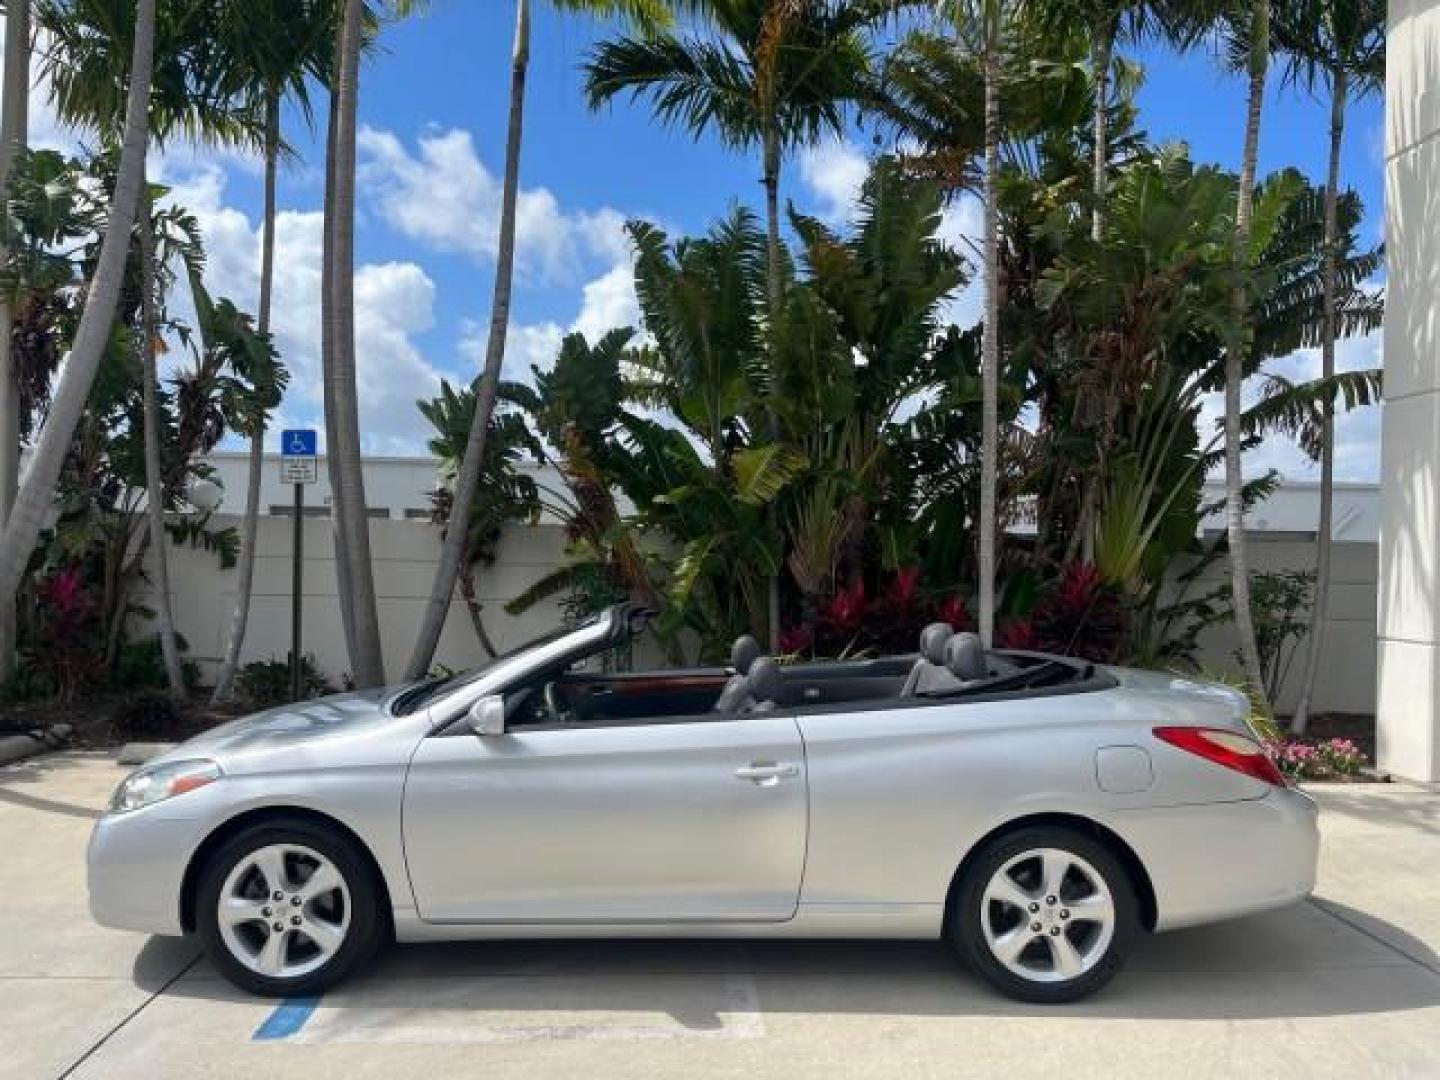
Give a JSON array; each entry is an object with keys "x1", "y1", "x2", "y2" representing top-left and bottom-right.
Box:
[
  {"x1": 952, "y1": 825, "x2": 1138, "y2": 1003},
  {"x1": 196, "y1": 818, "x2": 384, "y2": 997}
]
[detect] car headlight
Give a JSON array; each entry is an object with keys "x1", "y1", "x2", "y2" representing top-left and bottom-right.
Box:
[{"x1": 107, "y1": 759, "x2": 222, "y2": 815}]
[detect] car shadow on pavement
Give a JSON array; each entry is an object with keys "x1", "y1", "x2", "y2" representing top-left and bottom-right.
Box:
[
  {"x1": 0, "y1": 752, "x2": 110, "y2": 820},
  {"x1": 140, "y1": 897, "x2": 1440, "y2": 1028}
]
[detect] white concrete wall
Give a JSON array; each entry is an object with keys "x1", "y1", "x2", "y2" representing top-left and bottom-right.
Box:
[
  {"x1": 1377, "y1": 0, "x2": 1440, "y2": 780},
  {"x1": 1186, "y1": 541, "x2": 1378, "y2": 716},
  {"x1": 157, "y1": 514, "x2": 570, "y2": 686},
  {"x1": 142, "y1": 516, "x2": 1378, "y2": 714}
]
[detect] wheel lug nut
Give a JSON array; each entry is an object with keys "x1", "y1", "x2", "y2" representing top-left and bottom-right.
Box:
[
  {"x1": 1030, "y1": 922, "x2": 1042, "y2": 932},
  {"x1": 272, "y1": 922, "x2": 284, "y2": 932},
  {"x1": 1028, "y1": 903, "x2": 1039, "y2": 913},
  {"x1": 1050, "y1": 927, "x2": 1061, "y2": 936},
  {"x1": 290, "y1": 916, "x2": 302, "y2": 926},
  {"x1": 290, "y1": 895, "x2": 302, "y2": 906},
  {"x1": 272, "y1": 891, "x2": 283, "y2": 902},
  {"x1": 1046, "y1": 895, "x2": 1057, "y2": 905},
  {"x1": 1060, "y1": 909, "x2": 1070, "y2": 920},
  {"x1": 261, "y1": 907, "x2": 272, "y2": 918}
]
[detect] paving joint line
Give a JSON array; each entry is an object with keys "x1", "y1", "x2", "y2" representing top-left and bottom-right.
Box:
[
  {"x1": 55, "y1": 952, "x2": 202, "y2": 1080},
  {"x1": 1307, "y1": 897, "x2": 1440, "y2": 977}
]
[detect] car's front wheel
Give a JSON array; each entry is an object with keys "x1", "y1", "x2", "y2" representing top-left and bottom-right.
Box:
[
  {"x1": 196, "y1": 818, "x2": 385, "y2": 997},
  {"x1": 952, "y1": 825, "x2": 1139, "y2": 1003}
]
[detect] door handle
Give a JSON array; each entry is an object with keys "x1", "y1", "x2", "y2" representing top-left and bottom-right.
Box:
[{"x1": 734, "y1": 762, "x2": 800, "y2": 785}]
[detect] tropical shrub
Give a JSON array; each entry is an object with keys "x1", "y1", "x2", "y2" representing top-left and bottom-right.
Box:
[
  {"x1": 23, "y1": 565, "x2": 105, "y2": 701},
  {"x1": 780, "y1": 570, "x2": 974, "y2": 659},
  {"x1": 1265, "y1": 737, "x2": 1367, "y2": 781},
  {"x1": 236, "y1": 656, "x2": 333, "y2": 708},
  {"x1": 1001, "y1": 564, "x2": 1129, "y2": 663},
  {"x1": 113, "y1": 691, "x2": 184, "y2": 739}
]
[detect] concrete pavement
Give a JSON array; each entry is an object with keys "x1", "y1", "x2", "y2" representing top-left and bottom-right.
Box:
[{"x1": 2, "y1": 752, "x2": 1437, "y2": 1080}]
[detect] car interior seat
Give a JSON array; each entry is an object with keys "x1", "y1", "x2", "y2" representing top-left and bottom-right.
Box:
[
  {"x1": 742, "y1": 656, "x2": 784, "y2": 713},
  {"x1": 713, "y1": 634, "x2": 762, "y2": 712},
  {"x1": 945, "y1": 632, "x2": 989, "y2": 684},
  {"x1": 900, "y1": 622, "x2": 961, "y2": 696}
]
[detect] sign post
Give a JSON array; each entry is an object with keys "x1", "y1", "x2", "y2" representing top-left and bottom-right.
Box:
[{"x1": 279, "y1": 430, "x2": 318, "y2": 700}]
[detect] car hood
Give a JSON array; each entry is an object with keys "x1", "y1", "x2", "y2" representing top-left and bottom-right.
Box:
[{"x1": 157, "y1": 688, "x2": 400, "y2": 763}]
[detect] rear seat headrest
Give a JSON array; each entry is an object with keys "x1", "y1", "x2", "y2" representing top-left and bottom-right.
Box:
[
  {"x1": 746, "y1": 656, "x2": 783, "y2": 703},
  {"x1": 946, "y1": 632, "x2": 987, "y2": 681},
  {"x1": 731, "y1": 635, "x2": 762, "y2": 676},
  {"x1": 919, "y1": 622, "x2": 953, "y2": 665}
]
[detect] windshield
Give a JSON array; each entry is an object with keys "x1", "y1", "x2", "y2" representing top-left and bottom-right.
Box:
[{"x1": 389, "y1": 614, "x2": 603, "y2": 715}]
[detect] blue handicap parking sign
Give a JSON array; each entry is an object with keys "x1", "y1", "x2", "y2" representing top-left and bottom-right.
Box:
[{"x1": 281, "y1": 429, "x2": 318, "y2": 457}]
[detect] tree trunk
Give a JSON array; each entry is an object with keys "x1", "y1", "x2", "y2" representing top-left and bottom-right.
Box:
[
  {"x1": 0, "y1": 0, "x2": 29, "y2": 685},
  {"x1": 138, "y1": 189, "x2": 186, "y2": 698},
  {"x1": 1225, "y1": 0, "x2": 1270, "y2": 711},
  {"x1": 761, "y1": 120, "x2": 783, "y2": 649},
  {"x1": 459, "y1": 561, "x2": 499, "y2": 659},
  {"x1": 0, "y1": 0, "x2": 156, "y2": 608},
  {"x1": 323, "y1": 0, "x2": 385, "y2": 687},
  {"x1": 404, "y1": 0, "x2": 531, "y2": 680},
  {"x1": 213, "y1": 93, "x2": 280, "y2": 703},
  {"x1": 978, "y1": 41, "x2": 1001, "y2": 649},
  {"x1": 1090, "y1": 21, "x2": 1112, "y2": 244},
  {"x1": 1292, "y1": 65, "x2": 1347, "y2": 735},
  {"x1": 320, "y1": 45, "x2": 358, "y2": 673}
]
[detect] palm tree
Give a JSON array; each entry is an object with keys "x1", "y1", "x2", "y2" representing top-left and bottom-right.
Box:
[
  {"x1": 930, "y1": 0, "x2": 1009, "y2": 648},
  {"x1": 211, "y1": 0, "x2": 337, "y2": 703},
  {"x1": 403, "y1": 0, "x2": 671, "y2": 679},
  {"x1": 0, "y1": 0, "x2": 30, "y2": 684},
  {"x1": 417, "y1": 377, "x2": 542, "y2": 658},
  {"x1": 322, "y1": 0, "x2": 387, "y2": 687},
  {"x1": 1273, "y1": 0, "x2": 1382, "y2": 732},
  {"x1": 585, "y1": 0, "x2": 879, "y2": 647},
  {"x1": 38, "y1": 0, "x2": 265, "y2": 696},
  {"x1": 0, "y1": 0, "x2": 157, "y2": 616},
  {"x1": 1222, "y1": 0, "x2": 1273, "y2": 710}
]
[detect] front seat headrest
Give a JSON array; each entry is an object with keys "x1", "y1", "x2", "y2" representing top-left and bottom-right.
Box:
[
  {"x1": 730, "y1": 634, "x2": 762, "y2": 676},
  {"x1": 946, "y1": 632, "x2": 987, "y2": 682},
  {"x1": 918, "y1": 622, "x2": 953, "y2": 665},
  {"x1": 746, "y1": 656, "x2": 783, "y2": 705}
]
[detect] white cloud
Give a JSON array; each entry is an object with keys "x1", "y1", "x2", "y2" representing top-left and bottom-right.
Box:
[
  {"x1": 460, "y1": 260, "x2": 641, "y2": 389},
  {"x1": 159, "y1": 162, "x2": 444, "y2": 454},
  {"x1": 1198, "y1": 329, "x2": 1383, "y2": 484},
  {"x1": 357, "y1": 125, "x2": 631, "y2": 283},
  {"x1": 798, "y1": 137, "x2": 871, "y2": 222}
]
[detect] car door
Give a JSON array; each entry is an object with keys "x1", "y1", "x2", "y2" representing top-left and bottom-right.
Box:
[{"x1": 402, "y1": 709, "x2": 808, "y2": 923}]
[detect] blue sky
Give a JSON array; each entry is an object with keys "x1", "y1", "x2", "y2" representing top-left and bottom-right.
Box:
[{"x1": 17, "y1": 5, "x2": 1388, "y2": 476}]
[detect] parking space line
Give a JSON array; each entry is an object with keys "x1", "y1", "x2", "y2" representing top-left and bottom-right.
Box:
[{"x1": 253, "y1": 996, "x2": 322, "y2": 1041}]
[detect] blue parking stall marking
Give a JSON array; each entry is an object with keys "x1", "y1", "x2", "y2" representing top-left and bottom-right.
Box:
[{"x1": 253, "y1": 996, "x2": 322, "y2": 1041}]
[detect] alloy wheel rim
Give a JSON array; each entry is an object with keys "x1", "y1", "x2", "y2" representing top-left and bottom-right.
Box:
[
  {"x1": 979, "y1": 847, "x2": 1115, "y2": 984},
  {"x1": 217, "y1": 843, "x2": 351, "y2": 979}
]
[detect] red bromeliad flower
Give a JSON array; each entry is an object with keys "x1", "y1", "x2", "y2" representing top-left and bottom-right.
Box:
[
  {"x1": 937, "y1": 594, "x2": 972, "y2": 631},
  {"x1": 996, "y1": 617, "x2": 1038, "y2": 650},
  {"x1": 822, "y1": 579, "x2": 867, "y2": 630},
  {"x1": 39, "y1": 566, "x2": 90, "y2": 615},
  {"x1": 1054, "y1": 562, "x2": 1101, "y2": 609},
  {"x1": 778, "y1": 624, "x2": 814, "y2": 655},
  {"x1": 885, "y1": 567, "x2": 922, "y2": 610}
]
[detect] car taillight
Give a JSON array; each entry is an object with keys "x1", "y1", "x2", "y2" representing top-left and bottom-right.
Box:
[{"x1": 1153, "y1": 726, "x2": 1287, "y2": 787}]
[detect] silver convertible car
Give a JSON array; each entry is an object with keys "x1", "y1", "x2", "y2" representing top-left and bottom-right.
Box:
[{"x1": 89, "y1": 604, "x2": 1318, "y2": 1004}]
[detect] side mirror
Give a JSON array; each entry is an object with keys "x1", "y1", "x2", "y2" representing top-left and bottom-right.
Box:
[{"x1": 466, "y1": 694, "x2": 506, "y2": 737}]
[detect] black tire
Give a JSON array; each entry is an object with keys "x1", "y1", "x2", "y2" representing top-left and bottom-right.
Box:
[
  {"x1": 196, "y1": 817, "x2": 386, "y2": 997},
  {"x1": 951, "y1": 825, "x2": 1139, "y2": 1004}
]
